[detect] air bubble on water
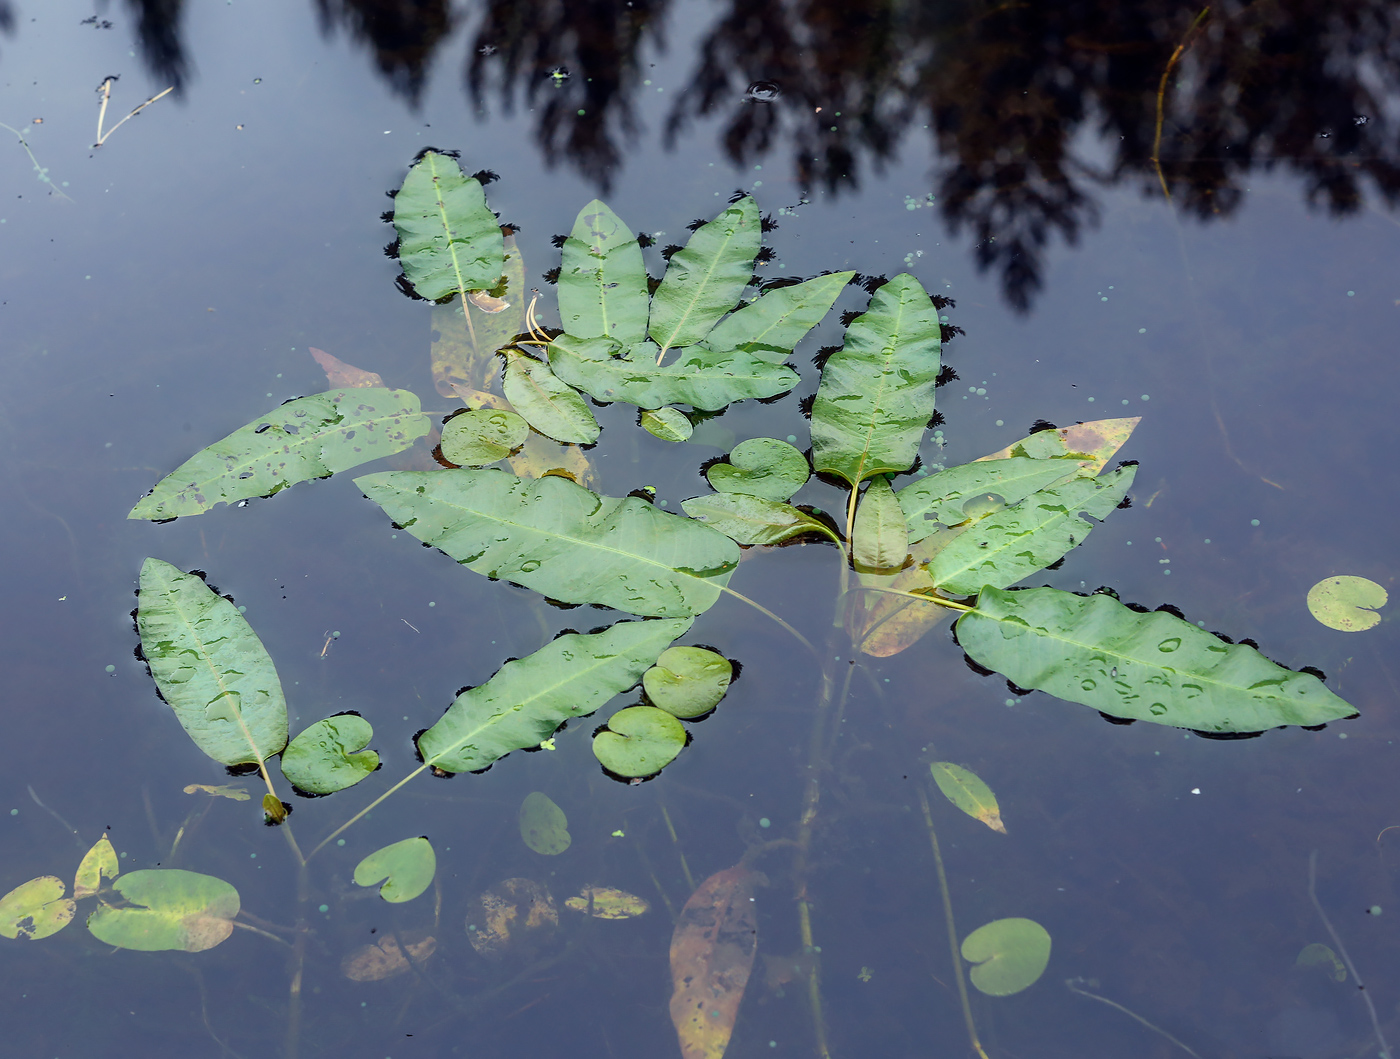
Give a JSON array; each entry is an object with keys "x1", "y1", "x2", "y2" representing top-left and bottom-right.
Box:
[{"x1": 744, "y1": 81, "x2": 780, "y2": 103}]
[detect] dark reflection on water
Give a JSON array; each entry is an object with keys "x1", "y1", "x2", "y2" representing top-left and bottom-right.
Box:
[{"x1": 106, "y1": 0, "x2": 1400, "y2": 308}]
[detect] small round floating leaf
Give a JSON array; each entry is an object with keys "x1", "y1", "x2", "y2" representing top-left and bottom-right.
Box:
[
  {"x1": 643, "y1": 646, "x2": 733, "y2": 718},
  {"x1": 281, "y1": 714, "x2": 379, "y2": 794},
  {"x1": 1307, "y1": 576, "x2": 1387, "y2": 632},
  {"x1": 86, "y1": 869, "x2": 239, "y2": 952},
  {"x1": 520, "y1": 792, "x2": 571, "y2": 855},
  {"x1": 565, "y1": 886, "x2": 650, "y2": 919},
  {"x1": 440, "y1": 409, "x2": 528, "y2": 466},
  {"x1": 961, "y1": 918, "x2": 1052, "y2": 996},
  {"x1": 641, "y1": 407, "x2": 694, "y2": 443},
  {"x1": 707, "y1": 438, "x2": 810, "y2": 502},
  {"x1": 1296, "y1": 942, "x2": 1346, "y2": 981},
  {"x1": 0, "y1": 876, "x2": 76, "y2": 940},
  {"x1": 354, "y1": 837, "x2": 436, "y2": 904},
  {"x1": 593, "y1": 706, "x2": 686, "y2": 777}
]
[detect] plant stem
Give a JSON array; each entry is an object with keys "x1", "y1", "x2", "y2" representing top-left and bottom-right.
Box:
[
  {"x1": 1308, "y1": 850, "x2": 1393, "y2": 1059},
  {"x1": 918, "y1": 786, "x2": 991, "y2": 1059},
  {"x1": 718, "y1": 584, "x2": 818, "y2": 655},
  {"x1": 0, "y1": 123, "x2": 73, "y2": 202},
  {"x1": 306, "y1": 764, "x2": 429, "y2": 861},
  {"x1": 1150, "y1": 8, "x2": 1212, "y2": 200},
  {"x1": 1064, "y1": 978, "x2": 1203, "y2": 1059}
]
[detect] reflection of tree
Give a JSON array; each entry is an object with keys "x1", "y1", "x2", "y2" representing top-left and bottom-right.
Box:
[
  {"x1": 314, "y1": 0, "x2": 453, "y2": 105},
  {"x1": 120, "y1": 0, "x2": 192, "y2": 92}
]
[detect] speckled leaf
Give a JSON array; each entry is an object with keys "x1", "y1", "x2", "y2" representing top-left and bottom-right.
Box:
[
  {"x1": 649, "y1": 198, "x2": 761, "y2": 356},
  {"x1": 393, "y1": 151, "x2": 504, "y2": 301},
  {"x1": 129, "y1": 389, "x2": 430, "y2": 519},
  {"x1": 440, "y1": 408, "x2": 528, "y2": 466},
  {"x1": 356, "y1": 468, "x2": 737, "y2": 617},
  {"x1": 682, "y1": 493, "x2": 838, "y2": 546},
  {"x1": 669, "y1": 864, "x2": 760, "y2": 1059},
  {"x1": 593, "y1": 705, "x2": 686, "y2": 777},
  {"x1": 502, "y1": 351, "x2": 600, "y2": 445},
  {"x1": 957, "y1": 586, "x2": 1359, "y2": 732},
  {"x1": 707, "y1": 438, "x2": 810, "y2": 502},
  {"x1": 281, "y1": 714, "x2": 379, "y2": 795},
  {"x1": 550, "y1": 340, "x2": 798, "y2": 411},
  {"x1": 566, "y1": 886, "x2": 649, "y2": 918},
  {"x1": 977, "y1": 417, "x2": 1140, "y2": 477},
  {"x1": 640, "y1": 407, "x2": 694, "y2": 442},
  {"x1": 418, "y1": 619, "x2": 691, "y2": 772},
  {"x1": 136, "y1": 559, "x2": 288, "y2": 767},
  {"x1": 897, "y1": 458, "x2": 1077, "y2": 544},
  {"x1": 87, "y1": 870, "x2": 239, "y2": 952},
  {"x1": 558, "y1": 200, "x2": 649, "y2": 344},
  {"x1": 1307, "y1": 576, "x2": 1388, "y2": 632},
  {"x1": 0, "y1": 877, "x2": 75, "y2": 940},
  {"x1": 703, "y1": 271, "x2": 854, "y2": 363},
  {"x1": 353, "y1": 837, "x2": 436, "y2": 904},
  {"x1": 852, "y1": 476, "x2": 908, "y2": 572}
]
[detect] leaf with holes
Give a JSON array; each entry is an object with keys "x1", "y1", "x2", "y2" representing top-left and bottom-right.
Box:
[
  {"x1": 559, "y1": 200, "x2": 649, "y2": 344},
  {"x1": 649, "y1": 197, "x2": 760, "y2": 356},
  {"x1": 393, "y1": 151, "x2": 503, "y2": 301},
  {"x1": 0, "y1": 877, "x2": 75, "y2": 940}
]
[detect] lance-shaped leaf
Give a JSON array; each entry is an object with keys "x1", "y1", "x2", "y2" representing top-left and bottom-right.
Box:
[
  {"x1": 550, "y1": 340, "x2": 798, "y2": 411},
  {"x1": 281, "y1": 714, "x2": 379, "y2": 795},
  {"x1": 929, "y1": 466, "x2": 1136, "y2": 596},
  {"x1": 707, "y1": 437, "x2": 810, "y2": 501},
  {"x1": 640, "y1": 407, "x2": 694, "y2": 442},
  {"x1": 354, "y1": 837, "x2": 436, "y2": 903},
  {"x1": 393, "y1": 150, "x2": 504, "y2": 301},
  {"x1": 898, "y1": 458, "x2": 1080, "y2": 543},
  {"x1": 977, "y1": 417, "x2": 1140, "y2": 477},
  {"x1": 957, "y1": 586, "x2": 1359, "y2": 732},
  {"x1": 501, "y1": 351, "x2": 601, "y2": 445},
  {"x1": 87, "y1": 869, "x2": 239, "y2": 952},
  {"x1": 702, "y1": 271, "x2": 855, "y2": 363},
  {"x1": 417, "y1": 619, "x2": 692, "y2": 772},
  {"x1": 129, "y1": 389, "x2": 430, "y2": 520},
  {"x1": 558, "y1": 200, "x2": 649, "y2": 344},
  {"x1": 430, "y1": 234, "x2": 526, "y2": 397},
  {"x1": 136, "y1": 559, "x2": 288, "y2": 767},
  {"x1": 670, "y1": 864, "x2": 761, "y2": 1059},
  {"x1": 74, "y1": 836, "x2": 120, "y2": 899},
  {"x1": 930, "y1": 762, "x2": 1006, "y2": 833},
  {"x1": 848, "y1": 528, "x2": 964, "y2": 657},
  {"x1": 682, "y1": 493, "x2": 838, "y2": 546},
  {"x1": 0, "y1": 877, "x2": 75, "y2": 940},
  {"x1": 649, "y1": 197, "x2": 761, "y2": 355},
  {"x1": 852, "y1": 476, "x2": 908, "y2": 572},
  {"x1": 356, "y1": 469, "x2": 737, "y2": 617},
  {"x1": 810, "y1": 273, "x2": 941, "y2": 487}
]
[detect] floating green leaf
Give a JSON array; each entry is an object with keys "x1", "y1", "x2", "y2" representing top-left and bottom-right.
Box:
[
  {"x1": 356, "y1": 469, "x2": 738, "y2": 618},
  {"x1": 897, "y1": 458, "x2": 1077, "y2": 543},
  {"x1": 429, "y1": 234, "x2": 526, "y2": 397},
  {"x1": 440, "y1": 408, "x2": 528, "y2": 466},
  {"x1": 961, "y1": 918, "x2": 1052, "y2": 996},
  {"x1": 0, "y1": 877, "x2": 75, "y2": 940},
  {"x1": 520, "y1": 792, "x2": 571, "y2": 855},
  {"x1": 417, "y1": 619, "x2": 692, "y2": 772},
  {"x1": 702, "y1": 272, "x2": 855, "y2": 363},
  {"x1": 640, "y1": 407, "x2": 694, "y2": 442},
  {"x1": 649, "y1": 197, "x2": 760, "y2": 356},
  {"x1": 280, "y1": 714, "x2": 379, "y2": 795},
  {"x1": 353, "y1": 837, "x2": 436, "y2": 904},
  {"x1": 393, "y1": 150, "x2": 504, "y2": 301},
  {"x1": 928, "y1": 467, "x2": 1136, "y2": 595},
  {"x1": 930, "y1": 762, "x2": 1006, "y2": 833},
  {"x1": 558, "y1": 200, "x2": 649, "y2": 344},
  {"x1": 87, "y1": 869, "x2": 239, "y2": 952},
  {"x1": 136, "y1": 558, "x2": 288, "y2": 767},
  {"x1": 549, "y1": 340, "x2": 799, "y2": 411},
  {"x1": 958, "y1": 586, "x2": 1359, "y2": 732},
  {"x1": 593, "y1": 705, "x2": 686, "y2": 777},
  {"x1": 502, "y1": 351, "x2": 601, "y2": 445},
  {"x1": 978, "y1": 417, "x2": 1140, "y2": 477},
  {"x1": 644, "y1": 646, "x2": 733, "y2": 718},
  {"x1": 852, "y1": 476, "x2": 908, "y2": 572},
  {"x1": 74, "y1": 836, "x2": 120, "y2": 899},
  {"x1": 1296, "y1": 942, "x2": 1346, "y2": 981},
  {"x1": 707, "y1": 438, "x2": 810, "y2": 501},
  {"x1": 1307, "y1": 576, "x2": 1387, "y2": 632},
  {"x1": 810, "y1": 273, "x2": 941, "y2": 488},
  {"x1": 129, "y1": 389, "x2": 430, "y2": 520},
  {"x1": 681, "y1": 493, "x2": 838, "y2": 546}
]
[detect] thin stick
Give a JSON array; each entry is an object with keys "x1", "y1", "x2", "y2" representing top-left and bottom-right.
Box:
[
  {"x1": 658, "y1": 801, "x2": 696, "y2": 892},
  {"x1": 307, "y1": 764, "x2": 429, "y2": 860},
  {"x1": 1308, "y1": 850, "x2": 1393, "y2": 1059},
  {"x1": 94, "y1": 78, "x2": 174, "y2": 147},
  {"x1": 918, "y1": 785, "x2": 991, "y2": 1059},
  {"x1": 1065, "y1": 978, "x2": 1203, "y2": 1058},
  {"x1": 1150, "y1": 8, "x2": 1212, "y2": 201},
  {"x1": 718, "y1": 584, "x2": 818, "y2": 655},
  {"x1": 0, "y1": 122, "x2": 74, "y2": 201}
]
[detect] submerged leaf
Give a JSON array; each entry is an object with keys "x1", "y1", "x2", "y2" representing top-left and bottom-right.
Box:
[
  {"x1": 342, "y1": 933, "x2": 437, "y2": 981},
  {"x1": 848, "y1": 529, "x2": 962, "y2": 657},
  {"x1": 430, "y1": 235, "x2": 526, "y2": 397},
  {"x1": 958, "y1": 586, "x2": 1359, "y2": 732},
  {"x1": 354, "y1": 837, "x2": 436, "y2": 904},
  {"x1": 356, "y1": 469, "x2": 738, "y2": 618},
  {"x1": 74, "y1": 836, "x2": 120, "y2": 900},
  {"x1": 281, "y1": 714, "x2": 379, "y2": 795},
  {"x1": 649, "y1": 197, "x2": 761, "y2": 355},
  {"x1": 136, "y1": 559, "x2": 288, "y2": 767},
  {"x1": 977, "y1": 418, "x2": 1140, "y2": 476},
  {"x1": 682, "y1": 493, "x2": 837, "y2": 546},
  {"x1": 1296, "y1": 942, "x2": 1346, "y2": 981},
  {"x1": 1307, "y1": 576, "x2": 1387, "y2": 632},
  {"x1": 393, "y1": 151, "x2": 504, "y2": 301},
  {"x1": 440, "y1": 409, "x2": 528, "y2": 466},
  {"x1": 961, "y1": 918, "x2": 1052, "y2": 996},
  {"x1": 309, "y1": 347, "x2": 384, "y2": 389},
  {"x1": 559, "y1": 200, "x2": 649, "y2": 344},
  {"x1": 183, "y1": 783, "x2": 250, "y2": 801},
  {"x1": 87, "y1": 869, "x2": 239, "y2": 952},
  {"x1": 930, "y1": 763, "x2": 1006, "y2": 833},
  {"x1": 0, "y1": 877, "x2": 76, "y2": 940},
  {"x1": 565, "y1": 886, "x2": 649, "y2": 919},
  {"x1": 707, "y1": 437, "x2": 810, "y2": 502},
  {"x1": 852, "y1": 476, "x2": 908, "y2": 572},
  {"x1": 810, "y1": 273, "x2": 941, "y2": 488},
  {"x1": 468, "y1": 878, "x2": 558, "y2": 959},
  {"x1": 644, "y1": 646, "x2": 733, "y2": 719},
  {"x1": 669, "y1": 865, "x2": 761, "y2": 1059},
  {"x1": 519, "y1": 792, "x2": 571, "y2": 855},
  {"x1": 417, "y1": 620, "x2": 692, "y2": 773},
  {"x1": 505, "y1": 431, "x2": 594, "y2": 487},
  {"x1": 897, "y1": 458, "x2": 1077, "y2": 544},
  {"x1": 549, "y1": 340, "x2": 799, "y2": 411},
  {"x1": 641, "y1": 406, "x2": 695, "y2": 442},
  {"x1": 502, "y1": 351, "x2": 601, "y2": 445},
  {"x1": 593, "y1": 706, "x2": 686, "y2": 777},
  {"x1": 129, "y1": 389, "x2": 430, "y2": 520},
  {"x1": 703, "y1": 272, "x2": 855, "y2": 362}
]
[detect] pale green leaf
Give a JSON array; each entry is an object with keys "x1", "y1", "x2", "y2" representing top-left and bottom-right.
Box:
[
  {"x1": 682, "y1": 493, "x2": 838, "y2": 546},
  {"x1": 593, "y1": 705, "x2": 686, "y2": 777},
  {"x1": 74, "y1": 836, "x2": 120, "y2": 900},
  {"x1": 502, "y1": 351, "x2": 601, "y2": 445},
  {"x1": 707, "y1": 437, "x2": 810, "y2": 501},
  {"x1": 417, "y1": 619, "x2": 691, "y2": 772},
  {"x1": 393, "y1": 151, "x2": 504, "y2": 301},
  {"x1": 129, "y1": 389, "x2": 431, "y2": 520},
  {"x1": 977, "y1": 417, "x2": 1140, "y2": 477},
  {"x1": 0, "y1": 877, "x2": 75, "y2": 940},
  {"x1": 353, "y1": 837, "x2": 436, "y2": 903},
  {"x1": 440, "y1": 408, "x2": 528, "y2": 466},
  {"x1": 848, "y1": 529, "x2": 963, "y2": 658},
  {"x1": 281, "y1": 714, "x2": 379, "y2": 795},
  {"x1": 640, "y1": 407, "x2": 694, "y2": 442},
  {"x1": 1307, "y1": 576, "x2": 1387, "y2": 632},
  {"x1": 1296, "y1": 942, "x2": 1346, "y2": 981},
  {"x1": 429, "y1": 234, "x2": 526, "y2": 397},
  {"x1": 957, "y1": 586, "x2": 1359, "y2": 732},
  {"x1": 897, "y1": 458, "x2": 1078, "y2": 544},
  {"x1": 649, "y1": 197, "x2": 761, "y2": 355},
  {"x1": 930, "y1": 763, "x2": 1006, "y2": 833},
  {"x1": 356, "y1": 469, "x2": 738, "y2": 618},
  {"x1": 643, "y1": 646, "x2": 733, "y2": 718},
  {"x1": 703, "y1": 272, "x2": 855, "y2": 363},
  {"x1": 549, "y1": 340, "x2": 798, "y2": 411},
  {"x1": 810, "y1": 273, "x2": 941, "y2": 488},
  {"x1": 852, "y1": 476, "x2": 908, "y2": 572},
  {"x1": 87, "y1": 870, "x2": 239, "y2": 952},
  {"x1": 520, "y1": 792, "x2": 571, "y2": 855},
  {"x1": 558, "y1": 200, "x2": 649, "y2": 344},
  {"x1": 136, "y1": 559, "x2": 288, "y2": 767},
  {"x1": 962, "y1": 918, "x2": 1051, "y2": 996}
]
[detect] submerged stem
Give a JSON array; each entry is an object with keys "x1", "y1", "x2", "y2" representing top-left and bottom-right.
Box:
[
  {"x1": 307, "y1": 764, "x2": 429, "y2": 861},
  {"x1": 718, "y1": 584, "x2": 817, "y2": 655},
  {"x1": 1308, "y1": 850, "x2": 1392, "y2": 1059}
]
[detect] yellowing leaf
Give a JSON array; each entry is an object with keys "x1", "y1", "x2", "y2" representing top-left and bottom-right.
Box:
[
  {"x1": 670, "y1": 865, "x2": 761, "y2": 1059},
  {"x1": 565, "y1": 886, "x2": 650, "y2": 919},
  {"x1": 930, "y1": 762, "x2": 1006, "y2": 833},
  {"x1": 309, "y1": 347, "x2": 384, "y2": 389},
  {"x1": 468, "y1": 878, "x2": 558, "y2": 959},
  {"x1": 74, "y1": 836, "x2": 119, "y2": 899},
  {"x1": 1307, "y1": 576, "x2": 1387, "y2": 632},
  {"x1": 977, "y1": 417, "x2": 1139, "y2": 476},
  {"x1": 341, "y1": 934, "x2": 436, "y2": 981},
  {"x1": 0, "y1": 876, "x2": 76, "y2": 940},
  {"x1": 183, "y1": 783, "x2": 251, "y2": 801},
  {"x1": 262, "y1": 793, "x2": 289, "y2": 824}
]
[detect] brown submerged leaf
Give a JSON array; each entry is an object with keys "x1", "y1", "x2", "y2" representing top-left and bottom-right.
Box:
[
  {"x1": 341, "y1": 933, "x2": 437, "y2": 981},
  {"x1": 309, "y1": 347, "x2": 384, "y2": 389}
]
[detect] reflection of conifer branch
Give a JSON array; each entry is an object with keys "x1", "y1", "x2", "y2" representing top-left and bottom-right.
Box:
[{"x1": 1151, "y1": 7, "x2": 1212, "y2": 200}]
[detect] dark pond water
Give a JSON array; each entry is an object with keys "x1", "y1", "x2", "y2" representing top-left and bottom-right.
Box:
[{"x1": 2, "y1": 1, "x2": 1399, "y2": 1057}]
